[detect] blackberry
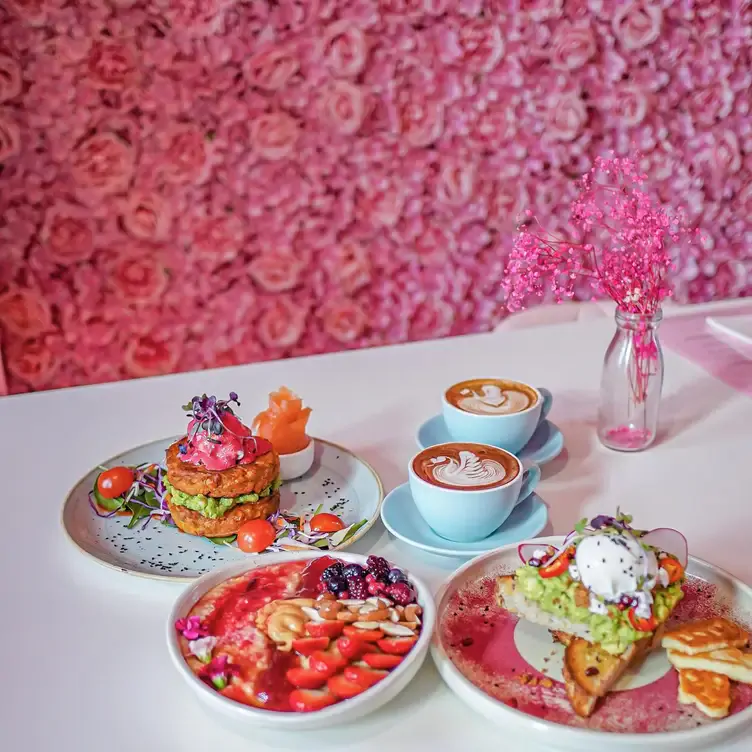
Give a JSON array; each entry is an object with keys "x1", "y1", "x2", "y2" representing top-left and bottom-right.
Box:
[
  {"x1": 321, "y1": 563, "x2": 344, "y2": 582},
  {"x1": 386, "y1": 568, "x2": 407, "y2": 584},
  {"x1": 387, "y1": 582, "x2": 415, "y2": 606},
  {"x1": 342, "y1": 563, "x2": 365, "y2": 580},
  {"x1": 327, "y1": 576, "x2": 346, "y2": 594},
  {"x1": 366, "y1": 555, "x2": 390, "y2": 581},
  {"x1": 347, "y1": 577, "x2": 368, "y2": 599}
]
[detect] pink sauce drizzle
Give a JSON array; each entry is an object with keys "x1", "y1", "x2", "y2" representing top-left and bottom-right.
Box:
[{"x1": 181, "y1": 413, "x2": 273, "y2": 470}]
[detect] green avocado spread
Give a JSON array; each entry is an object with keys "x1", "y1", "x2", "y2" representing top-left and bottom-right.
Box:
[
  {"x1": 165, "y1": 476, "x2": 282, "y2": 519},
  {"x1": 515, "y1": 564, "x2": 685, "y2": 655}
]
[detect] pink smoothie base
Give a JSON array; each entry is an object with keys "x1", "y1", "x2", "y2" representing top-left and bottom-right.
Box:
[{"x1": 439, "y1": 573, "x2": 752, "y2": 733}]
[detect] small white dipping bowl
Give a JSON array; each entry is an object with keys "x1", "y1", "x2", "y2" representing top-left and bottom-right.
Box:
[
  {"x1": 166, "y1": 551, "x2": 435, "y2": 732},
  {"x1": 278, "y1": 438, "x2": 315, "y2": 481}
]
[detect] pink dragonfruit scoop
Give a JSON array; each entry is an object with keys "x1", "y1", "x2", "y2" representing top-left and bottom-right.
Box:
[{"x1": 642, "y1": 528, "x2": 688, "y2": 567}]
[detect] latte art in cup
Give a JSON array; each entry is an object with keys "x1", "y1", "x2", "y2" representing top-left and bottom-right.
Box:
[
  {"x1": 412, "y1": 442, "x2": 519, "y2": 491},
  {"x1": 445, "y1": 379, "x2": 538, "y2": 416}
]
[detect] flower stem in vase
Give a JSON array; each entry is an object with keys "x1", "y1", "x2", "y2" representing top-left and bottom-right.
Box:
[{"x1": 597, "y1": 307, "x2": 664, "y2": 452}]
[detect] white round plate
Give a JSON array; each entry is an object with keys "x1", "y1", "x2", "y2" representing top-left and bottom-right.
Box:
[
  {"x1": 167, "y1": 551, "x2": 435, "y2": 731},
  {"x1": 431, "y1": 536, "x2": 752, "y2": 752},
  {"x1": 62, "y1": 437, "x2": 383, "y2": 582}
]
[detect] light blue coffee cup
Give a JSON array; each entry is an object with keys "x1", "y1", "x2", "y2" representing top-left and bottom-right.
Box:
[
  {"x1": 442, "y1": 381, "x2": 553, "y2": 454},
  {"x1": 408, "y1": 443, "x2": 541, "y2": 543}
]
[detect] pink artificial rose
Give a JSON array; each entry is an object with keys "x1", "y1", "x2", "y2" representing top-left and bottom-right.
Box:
[
  {"x1": 357, "y1": 178, "x2": 406, "y2": 228},
  {"x1": 161, "y1": 124, "x2": 211, "y2": 185},
  {"x1": 122, "y1": 192, "x2": 172, "y2": 241},
  {"x1": 550, "y1": 23, "x2": 596, "y2": 70},
  {"x1": 164, "y1": 0, "x2": 231, "y2": 34},
  {"x1": 124, "y1": 334, "x2": 180, "y2": 378},
  {"x1": 609, "y1": 84, "x2": 648, "y2": 127},
  {"x1": 612, "y1": 2, "x2": 663, "y2": 51},
  {"x1": 70, "y1": 132, "x2": 135, "y2": 198},
  {"x1": 86, "y1": 40, "x2": 138, "y2": 91},
  {"x1": 190, "y1": 213, "x2": 245, "y2": 262},
  {"x1": 324, "y1": 240, "x2": 371, "y2": 295},
  {"x1": 251, "y1": 112, "x2": 300, "y2": 161},
  {"x1": 409, "y1": 298, "x2": 454, "y2": 339},
  {"x1": 243, "y1": 45, "x2": 299, "y2": 91},
  {"x1": 320, "y1": 298, "x2": 367, "y2": 344},
  {"x1": 413, "y1": 225, "x2": 455, "y2": 266},
  {"x1": 5, "y1": 0, "x2": 48, "y2": 26},
  {"x1": 321, "y1": 81, "x2": 365, "y2": 136},
  {"x1": 109, "y1": 253, "x2": 169, "y2": 305},
  {"x1": 6, "y1": 337, "x2": 58, "y2": 389},
  {"x1": 248, "y1": 252, "x2": 304, "y2": 292},
  {"x1": 436, "y1": 161, "x2": 475, "y2": 206},
  {"x1": 41, "y1": 204, "x2": 95, "y2": 264},
  {"x1": 547, "y1": 91, "x2": 588, "y2": 142},
  {"x1": 0, "y1": 113, "x2": 21, "y2": 163},
  {"x1": 399, "y1": 96, "x2": 445, "y2": 148},
  {"x1": 689, "y1": 80, "x2": 735, "y2": 127},
  {"x1": 322, "y1": 21, "x2": 368, "y2": 78},
  {"x1": 0, "y1": 288, "x2": 53, "y2": 338},
  {"x1": 0, "y1": 55, "x2": 22, "y2": 103},
  {"x1": 517, "y1": 0, "x2": 564, "y2": 22},
  {"x1": 256, "y1": 298, "x2": 307, "y2": 349},
  {"x1": 453, "y1": 21, "x2": 505, "y2": 74}
]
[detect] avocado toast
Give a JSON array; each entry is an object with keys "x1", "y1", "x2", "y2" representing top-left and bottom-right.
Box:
[{"x1": 497, "y1": 513, "x2": 688, "y2": 717}]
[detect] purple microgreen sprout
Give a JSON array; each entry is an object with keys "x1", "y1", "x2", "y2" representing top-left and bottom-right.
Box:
[{"x1": 182, "y1": 393, "x2": 247, "y2": 444}]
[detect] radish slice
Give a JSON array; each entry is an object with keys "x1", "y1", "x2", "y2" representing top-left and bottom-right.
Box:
[{"x1": 642, "y1": 528, "x2": 688, "y2": 567}]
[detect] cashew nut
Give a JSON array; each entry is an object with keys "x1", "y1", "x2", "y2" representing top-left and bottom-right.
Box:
[{"x1": 266, "y1": 603, "x2": 310, "y2": 651}]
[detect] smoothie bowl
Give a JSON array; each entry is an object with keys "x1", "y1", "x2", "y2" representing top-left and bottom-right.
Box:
[{"x1": 167, "y1": 551, "x2": 435, "y2": 731}]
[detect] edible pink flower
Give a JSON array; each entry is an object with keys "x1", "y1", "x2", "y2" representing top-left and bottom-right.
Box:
[
  {"x1": 201, "y1": 654, "x2": 239, "y2": 691},
  {"x1": 175, "y1": 616, "x2": 209, "y2": 641}
]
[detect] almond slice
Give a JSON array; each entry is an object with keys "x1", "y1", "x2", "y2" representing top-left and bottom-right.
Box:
[
  {"x1": 404, "y1": 605, "x2": 422, "y2": 624},
  {"x1": 360, "y1": 608, "x2": 390, "y2": 621},
  {"x1": 353, "y1": 621, "x2": 383, "y2": 630},
  {"x1": 399, "y1": 621, "x2": 419, "y2": 630},
  {"x1": 339, "y1": 599, "x2": 367, "y2": 607},
  {"x1": 380, "y1": 622, "x2": 415, "y2": 637},
  {"x1": 336, "y1": 611, "x2": 359, "y2": 622},
  {"x1": 366, "y1": 596, "x2": 391, "y2": 609},
  {"x1": 389, "y1": 609, "x2": 400, "y2": 623},
  {"x1": 288, "y1": 598, "x2": 316, "y2": 607},
  {"x1": 300, "y1": 606, "x2": 325, "y2": 623},
  {"x1": 358, "y1": 603, "x2": 379, "y2": 614}
]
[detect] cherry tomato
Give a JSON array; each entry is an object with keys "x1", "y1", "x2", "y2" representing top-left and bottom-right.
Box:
[
  {"x1": 660, "y1": 556, "x2": 684, "y2": 585},
  {"x1": 628, "y1": 608, "x2": 658, "y2": 632},
  {"x1": 310, "y1": 513, "x2": 345, "y2": 534},
  {"x1": 237, "y1": 519, "x2": 276, "y2": 553},
  {"x1": 538, "y1": 553, "x2": 571, "y2": 579},
  {"x1": 97, "y1": 466, "x2": 135, "y2": 499}
]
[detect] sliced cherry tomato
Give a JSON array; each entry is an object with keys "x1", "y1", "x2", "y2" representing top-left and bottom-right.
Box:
[
  {"x1": 660, "y1": 556, "x2": 684, "y2": 585},
  {"x1": 538, "y1": 553, "x2": 571, "y2": 579},
  {"x1": 97, "y1": 466, "x2": 135, "y2": 499},
  {"x1": 309, "y1": 513, "x2": 345, "y2": 534},
  {"x1": 237, "y1": 519, "x2": 276, "y2": 553},
  {"x1": 628, "y1": 607, "x2": 658, "y2": 632}
]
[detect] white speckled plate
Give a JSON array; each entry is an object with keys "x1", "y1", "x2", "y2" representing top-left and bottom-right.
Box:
[{"x1": 62, "y1": 437, "x2": 383, "y2": 582}]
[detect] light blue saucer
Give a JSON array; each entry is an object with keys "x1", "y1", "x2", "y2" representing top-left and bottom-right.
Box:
[
  {"x1": 380, "y1": 482, "x2": 549, "y2": 558},
  {"x1": 416, "y1": 416, "x2": 564, "y2": 467}
]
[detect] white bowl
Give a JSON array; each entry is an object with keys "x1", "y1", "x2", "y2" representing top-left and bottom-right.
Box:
[
  {"x1": 166, "y1": 551, "x2": 435, "y2": 731},
  {"x1": 278, "y1": 438, "x2": 315, "y2": 481}
]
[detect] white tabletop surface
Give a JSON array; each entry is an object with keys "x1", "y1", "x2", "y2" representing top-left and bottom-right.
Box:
[{"x1": 2, "y1": 307, "x2": 751, "y2": 752}]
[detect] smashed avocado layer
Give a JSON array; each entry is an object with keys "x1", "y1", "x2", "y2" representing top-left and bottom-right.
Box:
[
  {"x1": 165, "y1": 476, "x2": 282, "y2": 519},
  {"x1": 515, "y1": 564, "x2": 685, "y2": 655}
]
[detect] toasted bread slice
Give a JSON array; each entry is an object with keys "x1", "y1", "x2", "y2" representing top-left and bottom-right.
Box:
[
  {"x1": 668, "y1": 647, "x2": 752, "y2": 684},
  {"x1": 662, "y1": 617, "x2": 748, "y2": 655},
  {"x1": 678, "y1": 669, "x2": 731, "y2": 719},
  {"x1": 562, "y1": 656, "x2": 599, "y2": 718},
  {"x1": 564, "y1": 637, "x2": 626, "y2": 698}
]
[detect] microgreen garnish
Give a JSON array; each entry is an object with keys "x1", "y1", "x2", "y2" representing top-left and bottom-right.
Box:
[
  {"x1": 201, "y1": 655, "x2": 239, "y2": 690},
  {"x1": 182, "y1": 393, "x2": 243, "y2": 443},
  {"x1": 574, "y1": 517, "x2": 589, "y2": 535}
]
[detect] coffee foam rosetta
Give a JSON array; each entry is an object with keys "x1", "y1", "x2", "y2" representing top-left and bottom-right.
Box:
[
  {"x1": 456, "y1": 384, "x2": 532, "y2": 415},
  {"x1": 429, "y1": 450, "x2": 507, "y2": 488}
]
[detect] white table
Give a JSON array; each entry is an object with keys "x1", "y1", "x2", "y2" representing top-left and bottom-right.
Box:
[{"x1": 2, "y1": 313, "x2": 751, "y2": 752}]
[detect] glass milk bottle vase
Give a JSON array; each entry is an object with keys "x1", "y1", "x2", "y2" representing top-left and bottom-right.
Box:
[{"x1": 597, "y1": 308, "x2": 664, "y2": 452}]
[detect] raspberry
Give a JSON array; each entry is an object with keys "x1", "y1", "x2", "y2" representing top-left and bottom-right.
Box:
[
  {"x1": 337, "y1": 590, "x2": 350, "y2": 600},
  {"x1": 347, "y1": 577, "x2": 368, "y2": 599},
  {"x1": 387, "y1": 582, "x2": 415, "y2": 606},
  {"x1": 316, "y1": 581, "x2": 328, "y2": 593},
  {"x1": 342, "y1": 563, "x2": 365, "y2": 580},
  {"x1": 366, "y1": 555, "x2": 390, "y2": 581},
  {"x1": 367, "y1": 580, "x2": 387, "y2": 596},
  {"x1": 365, "y1": 573, "x2": 377, "y2": 584},
  {"x1": 321, "y1": 563, "x2": 343, "y2": 582}
]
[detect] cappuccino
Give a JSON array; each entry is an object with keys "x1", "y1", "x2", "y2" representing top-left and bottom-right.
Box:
[
  {"x1": 412, "y1": 442, "x2": 519, "y2": 491},
  {"x1": 445, "y1": 379, "x2": 538, "y2": 416}
]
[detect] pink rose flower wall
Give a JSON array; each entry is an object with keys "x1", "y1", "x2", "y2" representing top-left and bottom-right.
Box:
[{"x1": 0, "y1": 1, "x2": 750, "y2": 393}]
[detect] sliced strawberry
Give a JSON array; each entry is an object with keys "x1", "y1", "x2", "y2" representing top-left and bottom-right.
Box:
[
  {"x1": 327, "y1": 673, "x2": 367, "y2": 699},
  {"x1": 289, "y1": 687, "x2": 338, "y2": 712},
  {"x1": 336, "y1": 636, "x2": 366, "y2": 661},
  {"x1": 306, "y1": 621, "x2": 344, "y2": 639},
  {"x1": 377, "y1": 637, "x2": 418, "y2": 655},
  {"x1": 292, "y1": 636, "x2": 330, "y2": 656},
  {"x1": 343, "y1": 626, "x2": 384, "y2": 642},
  {"x1": 309, "y1": 648, "x2": 348, "y2": 674},
  {"x1": 343, "y1": 665, "x2": 388, "y2": 688},
  {"x1": 286, "y1": 667, "x2": 330, "y2": 689},
  {"x1": 362, "y1": 652, "x2": 404, "y2": 670}
]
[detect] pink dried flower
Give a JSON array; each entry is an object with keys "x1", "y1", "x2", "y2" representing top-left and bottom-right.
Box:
[{"x1": 201, "y1": 654, "x2": 239, "y2": 690}]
